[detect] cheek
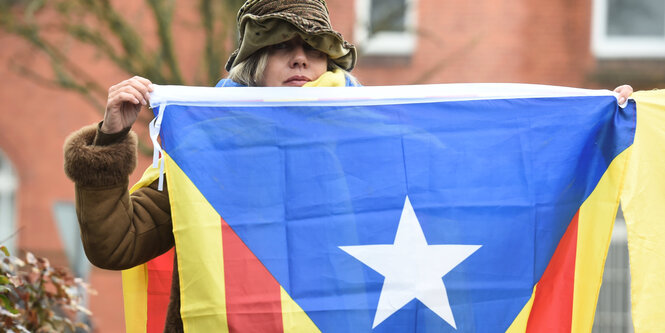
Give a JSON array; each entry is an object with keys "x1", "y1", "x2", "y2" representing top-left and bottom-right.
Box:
[
  {"x1": 261, "y1": 55, "x2": 283, "y2": 86},
  {"x1": 311, "y1": 56, "x2": 328, "y2": 76}
]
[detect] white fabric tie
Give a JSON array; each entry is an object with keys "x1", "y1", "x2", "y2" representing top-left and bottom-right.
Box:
[{"x1": 149, "y1": 103, "x2": 166, "y2": 191}]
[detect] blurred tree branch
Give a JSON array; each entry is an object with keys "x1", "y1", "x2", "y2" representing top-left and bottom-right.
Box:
[{"x1": 0, "y1": 0, "x2": 240, "y2": 155}]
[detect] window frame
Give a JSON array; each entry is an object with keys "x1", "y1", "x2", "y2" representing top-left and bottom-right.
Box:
[
  {"x1": 592, "y1": 0, "x2": 665, "y2": 58},
  {"x1": 354, "y1": 0, "x2": 419, "y2": 56},
  {"x1": 0, "y1": 149, "x2": 18, "y2": 253}
]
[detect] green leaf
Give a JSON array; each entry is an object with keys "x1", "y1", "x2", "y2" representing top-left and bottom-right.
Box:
[
  {"x1": 0, "y1": 294, "x2": 18, "y2": 314},
  {"x1": 0, "y1": 246, "x2": 9, "y2": 257}
]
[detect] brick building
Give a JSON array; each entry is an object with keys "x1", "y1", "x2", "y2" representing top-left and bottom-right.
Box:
[{"x1": 0, "y1": 0, "x2": 662, "y2": 331}]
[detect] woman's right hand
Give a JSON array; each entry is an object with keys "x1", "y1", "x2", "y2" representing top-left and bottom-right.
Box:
[{"x1": 101, "y1": 76, "x2": 154, "y2": 134}]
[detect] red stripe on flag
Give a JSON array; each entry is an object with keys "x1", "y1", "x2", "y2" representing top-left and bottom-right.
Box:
[
  {"x1": 146, "y1": 248, "x2": 175, "y2": 333},
  {"x1": 221, "y1": 218, "x2": 284, "y2": 332},
  {"x1": 526, "y1": 211, "x2": 579, "y2": 332}
]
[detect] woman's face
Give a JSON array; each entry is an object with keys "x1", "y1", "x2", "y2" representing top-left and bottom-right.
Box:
[{"x1": 260, "y1": 37, "x2": 328, "y2": 87}]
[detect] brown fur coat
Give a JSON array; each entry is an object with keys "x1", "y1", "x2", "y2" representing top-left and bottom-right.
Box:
[{"x1": 64, "y1": 123, "x2": 182, "y2": 332}]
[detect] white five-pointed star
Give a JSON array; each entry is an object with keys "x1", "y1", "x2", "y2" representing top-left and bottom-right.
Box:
[{"x1": 339, "y1": 196, "x2": 481, "y2": 329}]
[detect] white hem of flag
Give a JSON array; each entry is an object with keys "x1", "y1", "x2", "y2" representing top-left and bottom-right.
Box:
[{"x1": 149, "y1": 83, "x2": 623, "y2": 109}]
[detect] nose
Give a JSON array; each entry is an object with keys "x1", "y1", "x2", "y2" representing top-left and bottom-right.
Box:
[{"x1": 290, "y1": 45, "x2": 308, "y2": 69}]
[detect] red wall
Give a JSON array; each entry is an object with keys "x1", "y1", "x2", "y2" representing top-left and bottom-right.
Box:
[{"x1": 339, "y1": 0, "x2": 594, "y2": 86}]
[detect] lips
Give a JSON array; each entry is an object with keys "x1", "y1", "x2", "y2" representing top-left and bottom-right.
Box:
[{"x1": 284, "y1": 75, "x2": 311, "y2": 87}]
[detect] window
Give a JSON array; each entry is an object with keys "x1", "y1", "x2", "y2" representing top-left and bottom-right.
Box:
[
  {"x1": 53, "y1": 201, "x2": 92, "y2": 327},
  {"x1": 355, "y1": 0, "x2": 418, "y2": 56},
  {"x1": 593, "y1": 209, "x2": 633, "y2": 331},
  {"x1": 592, "y1": 0, "x2": 665, "y2": 58},
  {"x1": 0, "y1": 149, "x2": 18, "y2": 254},
  {"x1": 53, "y1": 201, "x2": 90, "y2": 279}
]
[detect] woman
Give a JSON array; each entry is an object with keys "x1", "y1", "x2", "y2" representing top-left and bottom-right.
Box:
[
  {"x1": 64, "y1": 0, "x2": 359, "y2": 330},
  {"x1": 64, "y1": 0, "x2": 633, "y2": 331}
]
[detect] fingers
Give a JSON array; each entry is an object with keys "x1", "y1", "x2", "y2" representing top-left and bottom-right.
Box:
[
  {"x1": 109, "y1": 76, "x2": 153, "y2": 105},
  {"x1": 111, "y1": 91, "x2": 142, "y2": 106},
  {"x1": 613, "y1": 84, "x2": 633, "y2": 105},
  {"x1": 127, "y1": 76, "x2": 154, "y2": 103},
  {"x1": 109, "y1": 85, "x2": 146, "y2": 106},
  {"x1": 103, "y1": 76, "x2": 154, "y2": 134},
  {"x1": 131, "y1": 75, "x2": 153, "y2": 88},
  {"x1": 613, "y1": 84, "x2": 632, "y2": 93}
]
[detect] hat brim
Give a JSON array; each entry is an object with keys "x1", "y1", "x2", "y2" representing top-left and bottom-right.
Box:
[{"x1": 225, "y1": 16, "x2": 356, "y2": 72}]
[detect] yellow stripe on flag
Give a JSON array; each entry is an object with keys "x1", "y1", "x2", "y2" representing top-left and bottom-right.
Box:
[
  {"x1": 505, "y1": 285, "x2": 537, "y2": 332},
  {"x1": 164, "y1": 153, "x2": 229, "y2": 333},
  {"x1": 572, "y1": 148, "x2": 631, "y2": 332},
  {"x1": 621, "y1": 90, "x2": 665, "y2": 332},
  {"x1": 280, "y1": 287, "x2": 321, "y2": 333},
  {"x1": 122, "y1": 165, "x2": 162, "y2": 333},
  {"x1": 505, "y1": 147, "x2": 631, "y2": 332},
  {"x1": 122, "y1": 265, "x2": 149, "y2": 333}
]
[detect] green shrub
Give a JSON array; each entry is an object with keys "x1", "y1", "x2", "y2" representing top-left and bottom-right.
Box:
[{"x1": 0, "y1": 246, "x2": 91, "y2": 332}]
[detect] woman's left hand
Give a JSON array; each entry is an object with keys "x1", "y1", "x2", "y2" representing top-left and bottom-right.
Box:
[{"x1": 614, "y1": 85, "x2": 633, "y2": 105}]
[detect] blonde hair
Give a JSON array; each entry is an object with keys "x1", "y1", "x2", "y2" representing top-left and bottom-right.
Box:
[
  {"x1": 227, "y1": 49, "x2": 270, "y2": 86},
  {"x1": 227, "y1": 49, "x2": 360, "y2": 87}
]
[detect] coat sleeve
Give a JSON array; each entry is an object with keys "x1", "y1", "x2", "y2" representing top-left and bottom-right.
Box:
[{"x1": 63, "y1": 124, "x2": 174, "y2": 270}]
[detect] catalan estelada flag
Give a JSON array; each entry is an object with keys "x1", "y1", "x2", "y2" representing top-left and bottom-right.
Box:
[{"x1": 119, "y1": 84, "x2": 663, "y2": 332}]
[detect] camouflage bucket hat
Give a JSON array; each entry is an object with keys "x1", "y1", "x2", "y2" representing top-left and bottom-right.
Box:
[{"x1": 225, "y1": 0, "x2": 357, "y2": 72}]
